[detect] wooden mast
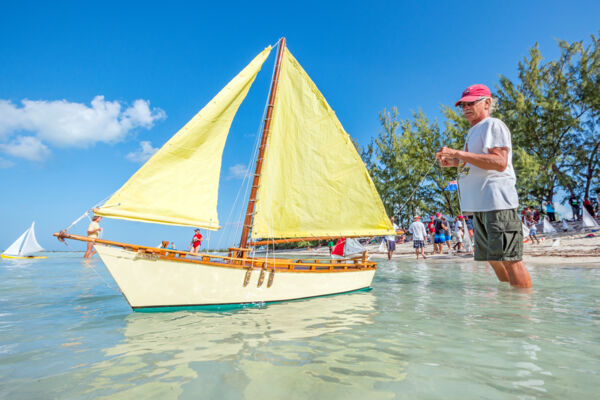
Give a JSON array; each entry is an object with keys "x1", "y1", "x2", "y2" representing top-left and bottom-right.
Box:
[{"x1": 238, "y1": 38, "x2": 286, "y2": 253}]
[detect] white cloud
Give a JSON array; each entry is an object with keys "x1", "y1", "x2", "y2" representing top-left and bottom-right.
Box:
[
  {"x1": 227, "y1": 163, "x2": 248, "y2": 180},
  {"x1": 0, "y1": 136, "x2": 51, "y2": 161},
  {"x1": 0, "y1": 157, "x2": 14, "y2": 168},
  {"x1": 126, "y1": 141, "x2": 159, "y2": 163},
  {"x1": 0, "y1": 96, "x2": 166, "y2": 149}
]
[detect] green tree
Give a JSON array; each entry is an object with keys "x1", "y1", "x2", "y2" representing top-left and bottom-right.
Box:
[
  {"x1": 495, "y1": 33, "x2": 600, "y2": 204},
  {"x1": 360, "y1": 107, "x2": 464, "y2": 227}
]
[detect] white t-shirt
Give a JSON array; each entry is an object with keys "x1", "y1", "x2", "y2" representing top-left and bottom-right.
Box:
[
  {"x1": 408, "y1": 221, "x2": 427, "y2": 241},
  {"x1": 385, "y1": 223, "x2": 399, "y2": 241},
  {"x1": 87, "y1": 221, "x2": 100, "y2": 238},
  {"x1": 454, "y1": 220, "x2": 463, "y2": 233},
  {"x1": 458, "y1": 117, "x2": 519, "y2": 212}
]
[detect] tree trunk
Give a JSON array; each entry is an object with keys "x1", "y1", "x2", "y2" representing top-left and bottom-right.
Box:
[{"x1": 584, "y1": 141, "x2": 600, "y2": 199}]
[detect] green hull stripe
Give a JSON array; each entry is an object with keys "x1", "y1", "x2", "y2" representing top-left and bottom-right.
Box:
[{"x1": 132, "y1": 287, "x2": 372, "y2": 313}]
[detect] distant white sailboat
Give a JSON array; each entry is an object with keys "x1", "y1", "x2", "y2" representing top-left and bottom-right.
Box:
[
  {"x1": 1, "y1": 222, "x2": 47, "y2": 259},
  {"x1": 543, "y1": 217, "x2": 557, "y2": 234},
  {"x1": 582, "y1": 207, "x2": 599, "y2": 228}
]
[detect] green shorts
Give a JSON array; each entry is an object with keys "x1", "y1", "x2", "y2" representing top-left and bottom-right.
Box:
[{"x1": 473, "y1": 209, "x2": 523, "y2": 261}]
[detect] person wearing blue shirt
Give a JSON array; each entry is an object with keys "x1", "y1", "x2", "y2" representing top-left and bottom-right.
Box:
[{"x1": 545, "y1": 201, "x2": 555, "y2": 222}]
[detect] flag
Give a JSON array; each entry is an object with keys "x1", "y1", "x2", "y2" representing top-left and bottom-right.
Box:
[{"x1": 444, "y1": 180, "x2": 458, "y2": 192}]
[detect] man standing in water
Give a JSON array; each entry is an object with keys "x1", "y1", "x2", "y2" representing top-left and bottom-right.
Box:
[
  {"x1": 385, "y1": 216, "x2": 399, "y2": 260},
  {"x1": 84, "y1": 215, "x2": 102, "y2": 258},
  {"x1": 408, "y1": 215, "x2": 427, "y2": 260},
  {"x1": 435, "y1": 84, "x2": 532, "y2": 288}
]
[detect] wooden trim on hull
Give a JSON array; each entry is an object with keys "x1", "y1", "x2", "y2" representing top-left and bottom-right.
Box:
[
  {"x1": 53, "y1": 232, "x2": 377, "y2": 272},
  {"x1": 94, "y1": 244, "x2": 377, "y2": 308}
]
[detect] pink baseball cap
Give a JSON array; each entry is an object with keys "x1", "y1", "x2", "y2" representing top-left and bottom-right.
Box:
[{"x1": 455, "y1": 84, "x2": 491, "y2": 106}]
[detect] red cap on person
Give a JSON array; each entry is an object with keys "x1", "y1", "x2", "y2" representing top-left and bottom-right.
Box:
[
  {"x1": 455, "y1": 84, "x2": 491, "y2": 107},
  {"x1": 458, "y1": 215, "x2": 464, "y2": 219},
  {"x1": 436, "y1": 212, "x2": 441, "y2": 217}
]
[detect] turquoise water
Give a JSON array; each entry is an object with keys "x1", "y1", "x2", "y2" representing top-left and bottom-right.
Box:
[{"x1": 1, "y1": 254, "x2": 598, "y2": 399}]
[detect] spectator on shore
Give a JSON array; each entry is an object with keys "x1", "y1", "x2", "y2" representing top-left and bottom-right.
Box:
[
  {"x1": 545, "y1": 201, "x2": 556, "y2": 222},
  {"x1": 521, "y1": 206, "x2": 532, "y2": 222},
  {"x1": 466, "y1": 215, "x2": 474, "y2": 238},
  {"x1": 408, "y1": 215, "x2": 427, "y2": 260},
  {"x1": 532, "y1": 208, "x2": 540, "y2": 223},
  {"x1": 583, "y1": 197, "x2": 595, "y2": 218},
  {"x1": 436, "y1": 83, "x2": 531, "y2": 288},
  {"x1": 453, "y1": 215, "x2": 465, "y2": 252},
  {"x1": 433, "y1": 213, "x2": 447, "y2": 254},
  {"x1": 570, "y1": 196, "x2": 581, "y2": 220},
  {"x1": 442, "y1": 216, "x2": 452, "y2": 252},
  {"x1": 385, "y1": 217, "x2": 399, "y2": 260},
  {"x1": 525, "y1": 215, "x2": 540, "y2": 244},
  {"x1": 427, "y1": 216, "x2": 435, "y2": 245}
]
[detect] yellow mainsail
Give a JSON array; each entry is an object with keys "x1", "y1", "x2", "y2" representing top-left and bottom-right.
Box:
[
  {"x1": 96, "y1": 46, "x2": 272, "y2": 229},
  {"x1": 251, "y1": 49, "x2": 394, "y2": 239}
]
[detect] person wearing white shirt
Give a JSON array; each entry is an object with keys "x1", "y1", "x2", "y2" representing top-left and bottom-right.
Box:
[
  {"x1": 436, "y1": 84, "x2": 531, "y2": 289},
  {"x1": 84, "y1": 215, "x2": 102, "y2": 258},
  {"x1": 385, "y1": 216, "x2": 399, "y2": 260},
  {"x1": 452, "y1": 216, "x2": 465, "y2": 252},
  {"x1": 408, "y1": 215, "x2": 427, "y2": 260}
]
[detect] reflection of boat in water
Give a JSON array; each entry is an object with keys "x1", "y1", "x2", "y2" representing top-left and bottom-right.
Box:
[
  {"x1": 79, "y1": 293, "x2": 386, "y2": 397},
  {"x1": 78, "y1": 292, "x2": 410, "y2": 398},
  {"x1": 108, "y1": 291, "x2": 376, "y2": 359},
  {"x1": 1, "y1": 222, "x2": 47, "y2": 260}
]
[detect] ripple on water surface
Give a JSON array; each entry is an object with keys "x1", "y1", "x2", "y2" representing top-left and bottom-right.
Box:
[{"x1": 0, "y1": 255, "x2": 598, "y2": 399}]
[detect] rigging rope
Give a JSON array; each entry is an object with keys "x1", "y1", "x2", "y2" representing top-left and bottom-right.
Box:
[{"x1": 395, "y1": 159, "x2": 438, "y2": 215}]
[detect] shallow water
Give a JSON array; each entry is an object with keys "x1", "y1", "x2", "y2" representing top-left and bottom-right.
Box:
[{"x1": 1, "y1": 254, "x2": 598, "y2": 399}]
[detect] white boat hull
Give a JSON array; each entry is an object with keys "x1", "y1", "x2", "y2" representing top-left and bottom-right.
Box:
[{"x1": 95, "y1": 244, "x2": 375, "y2": 310}]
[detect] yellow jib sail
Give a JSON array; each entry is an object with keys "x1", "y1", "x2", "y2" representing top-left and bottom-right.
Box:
[
  {"x1": 96, "y1": 46, "x2": 272, "y2": 229},
  {"x1": 251, "y1": 49, "x2": 394, "y2": 239}
]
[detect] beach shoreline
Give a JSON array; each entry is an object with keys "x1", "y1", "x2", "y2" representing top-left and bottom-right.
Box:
[{"x1": 271, "y1": 232, "x2": 600, "y2": 266}]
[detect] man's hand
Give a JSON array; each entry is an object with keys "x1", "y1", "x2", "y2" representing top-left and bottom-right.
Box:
[{"x1": 436, "y1": 147, "x2": 460, "y2": 167}]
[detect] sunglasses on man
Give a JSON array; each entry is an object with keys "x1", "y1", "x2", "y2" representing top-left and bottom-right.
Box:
[{"x1": 459, "y1": 97, "x2": 487, "y2": 108}]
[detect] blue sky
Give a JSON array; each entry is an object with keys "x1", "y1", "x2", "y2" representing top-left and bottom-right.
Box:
[{"x1": 1, "y1": 1, "x2": 598, "y2": 251}]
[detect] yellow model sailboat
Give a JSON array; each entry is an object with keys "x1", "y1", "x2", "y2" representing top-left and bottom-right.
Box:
[{"x1": 55, "y1": 39, "x2": 394, "y2": 311}]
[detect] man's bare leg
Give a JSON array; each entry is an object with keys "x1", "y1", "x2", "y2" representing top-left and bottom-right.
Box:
[
  {"x1": 488, "y1": 261, "x2": 509, "y2": 282},
  {"x1": 502, "y1": 260, "x2": 532, "y2": 288}
]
